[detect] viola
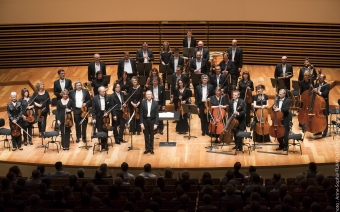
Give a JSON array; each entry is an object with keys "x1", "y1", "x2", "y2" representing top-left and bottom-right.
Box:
[
  {"x1": 37, "y1": 107, "x2": 46, "y2": 122},
  {"x1": 11, "y1": 122, "x2": 21, "y2": 137},
  {"x1": 26, "y1": 108, "x2": 35, "y2": 123},
  {"x1": 81, "y1": 105, "x2": 88, "y2": 118},
  {"x1": 65, "y1": 109, "x2": 73, "y2": 127},
  {"x1": 269, "y1": 96, "x2": 285, "y2": 138},
  {"x1": 135, "y1": 106, "x2": 140, "y2": 120},
  {"x1": 204, "y1": 92, "x2": 211, "y2": 114},
  {"x1": 102, "y1": 114, "x2": 111, "y2": 130},
  {"x1": 122, "y1": 106, "x2": 130, "y2": 119}
]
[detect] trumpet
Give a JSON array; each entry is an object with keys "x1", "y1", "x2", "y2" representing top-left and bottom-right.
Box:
[{"x1": 278, "y1": 72, "x2": 293, "y2": 78}]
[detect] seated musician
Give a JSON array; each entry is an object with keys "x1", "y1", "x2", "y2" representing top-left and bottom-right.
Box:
[
  {"x1": 298, "y1": 71, "x2": 314, "y2": 127},
  {"x1": 118, "y1": 71, "x2": 132, "y2": 96},
  {"x1": 313, "y1": 74, "x2": 330, "y2": 137},
  {"x1": 110, "y1": 83, "x2": 127, "y2": 144},
  {"x1": 274, "y1": 56, "x2": 293, "y2": 90},
  {"x1": 209, "y1": 87, "x2": 228, "y2": 142},
  {"x1": 8, "y1": 92, "x2": 23, "y2": 151},
  {"x1": 195, "y1": 75, "x2": 214, "y2": 136},
  {"x1": 228, "y1": 90, "x2": 246, "y2": 151},
  {"x1": 273, "y1": 89, "x2": 291, "y2": 151},
  {"x1": 147, "y1": 78, "x2": 166, "y2": 135},
  {"x1": 69, "y1": 81, "x2": 91, "y2": 143},
  {"x1": 169, "y1": 48, "x2": 185, "y2": 74},
  {"x1": 253, "y1": 85, "x2": 270, "y2": 142},
  {"x1": 174, "y1": 79, "x2": 191, "y2": 134},
  {"x1": 238, "y1": 71, "x2": 254, "y2": 127},
  {"x1": 53, "y1": 69, "x2": 73, "y2": 101},
  {"x1": 88, "y1": 53, "x2": 106, "y2": 82},
  {"x1": 117, "y1": 52, "x2": 137, "y2": 79},
  {"x1": 298, "y1": 58, "x2": 317, "y2": 83},
  {"x1": 219, "y1": 52, "x2": 236, "y2": 92},
  {"x1": 145, "y1": 68, "x2": 163, "y2": 88},
  {"x1": 136, "y1": 42, "x2": 154, "y2": 63},
  {"x1": 91, "y1": 71, "x2": 108, "y2": 96},
  {"x1": 56, "y1": 89, "x2": 75, "y2": 151},
  {"x1": 190, "y1": 52, "x2": 208, "y2": 88},
  {"x1": 194, "y1": 41, "x2": 210, "y2": 61},
  {"x1": 19, "y1": 88, "x2": 34, "y2": 146}
]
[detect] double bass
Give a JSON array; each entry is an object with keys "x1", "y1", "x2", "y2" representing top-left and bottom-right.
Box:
[
  {"x1": 269, "y1": 95, "x2": 285, "y2": 138},
  {"x1": 219, "y1": 104, "x2": 242, "y2": 144}
]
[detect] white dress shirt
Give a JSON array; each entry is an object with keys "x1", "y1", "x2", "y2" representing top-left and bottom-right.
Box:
[
  {"x1": 278, "y1": 98, "x2": 285, "y2": 109},
  {"x1": 233, "y1": 99, "x2": 238, "y2": 112},
  {"x1": 318, "y1": 82, "x2": 324, "y2": 95},
  {"x1": 196, "y1": 60, "x2": 202, "y2": 72},
  {"x1": 124, "y1": 60, "x2": 133, "y2": 74},
  {"x1": 153, "y1": 86, "x2": 159, "y2": 101},
  {"x1": 187, "y1": 38, "x2": 191, "y2": 48},
  {"x1": 100, "y1": 96, "x2": 105, "y2": 111},
  {"x1": 143, "y1": 51, "x2": 148, "y2": 63},
  {"x1": 75, "y1": 90, "x2": 83, "y2": 108},
  {"x1": 95, "y1": 63, "x2": 101, "y2": 72},
  {"x1": 60, "y1": 79, "x2": 65, "y2": 90},
  {"x1": 282, "y1": 65, "x2": 286, "y2": 75},
  {"x1": 232, "y1": 48, "x2": 236, "y2": 61},
  {"x1": 174, "y1": 57, "x2": 179, "y2": 71},
  {"x1": 216, "y1": 74, "x2": 221, "y2": 87},
  {"x1": 147, "y1": 100, "x2": 152, "y2": 117},
  {"x1": 202, "y1": 85, "x2": 207, "y2": 102},
  {"x1": 116, "y1": 92, "x2": 122, "y2": 103}
]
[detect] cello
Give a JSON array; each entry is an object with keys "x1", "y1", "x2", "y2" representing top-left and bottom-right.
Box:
[
  {"x1": 269, "y1": 95, "x2": 285, "y2": 138},
  {"x1": 254, "y1": 96, "x2": 270, "y2": 141},
  {"x1": 219, "y1": 104, "x2": 242, "y2": 144},
  {"x1": 208, "y1": 97, "x2": 225, "y2": 135}
]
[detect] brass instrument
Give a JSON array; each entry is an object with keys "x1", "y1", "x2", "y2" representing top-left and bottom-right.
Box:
[
  {"x1": 84, "y1": 82, "x2": 93, "y2": 97},
  {"x1": 278, "y1": 72, "x2": 293, "y2": 79}
]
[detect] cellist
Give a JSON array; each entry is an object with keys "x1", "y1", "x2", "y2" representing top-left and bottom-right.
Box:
[
  {"x1": 298, "y1": 71, "x2": 314, "y2": 128},
  {"x1": 7, "y1": 92, "x2": 23, "y2": 151},
  {"x1": 209, "y1": 86, "x2": 228, "y2": 142},
  {"x1": 313, "y1": 74, "x2": 330, "y2": 137},
  {"x1": 238, "y1": 71, "x2": 254, "y2": 127},
  {"x1": 253, "y1": 85, "x2": 270, "y2": 142},
  {"x1": 273, "y1": 89, "x2": 291, "y2": 151}
]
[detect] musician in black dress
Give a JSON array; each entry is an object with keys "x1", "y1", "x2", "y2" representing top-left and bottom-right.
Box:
[
  {"x1": 69, "y1": 81, "x2": 91, "y2": 143},
  {"x1": 252, "y1": 85, "x2": 270, "y2": 142},
  {"x1": 129, "y1": 77, "x2": 143, "y2": 135},
  {"x1": 209, "y1": 87, "x2": 228, "y2": 142},
  {"x1": 238, "y1": 71, "x2": 254, "y2": 127},
  {"x1": 110, "y1": 83, "x2": 127, "y2": 144},
  {"x1": 145, "y1": 68, "x2": 163, "y2": 88},
  {"x1": 19, "y1": 88, "x2": 34, "y2": 145},
  {"x1": 7, "y1": 92, "x2": 23, "y2": 151},
  {"x1": 219, "y1": 52, "x2": 236, "y2": 93},
  {"x1": 91, "y1": 71, "x2": 108, "y2": 96},
  {"x1": 33, "y1": 81, "x2": 51, "y2": 137},
  {"x1": 56, "y1": 89, "x2": 75, "y2": 150},
  {"x1": 118, "y1": 71, "x2": 132, "y2": 97},
  {"x1": 174, "y1": 79, "x2": 190, "y2": 134}
]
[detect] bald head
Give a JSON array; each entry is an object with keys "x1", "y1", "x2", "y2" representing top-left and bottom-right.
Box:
[
  {"x1": 232, "y1": 39, "x2": 237, "y2": 48},
  {"x1": 281, "y1": 56, "x2": 287, "y2": 64},
  {"x1": 198, "y1": 41, "x2": 204, "y2": 49},
  {"x1": 98, "y1": 86, "x2": 106, "y2": 97},
  {"x1": 94, "y1": 54, "x2": 100, "y2": 63},
  {"x1": 145, "y1": 90, "x2": 153, "y2": 100}
]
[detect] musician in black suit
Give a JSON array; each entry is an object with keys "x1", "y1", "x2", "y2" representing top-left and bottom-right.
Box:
[
  {"x1": 88, "y1": 53, "x2": 106, "y2": 81},
  {"x1": 147, "y1": 78, "x2": 166, "y2": 134},
  {"x1": 140, "y1": 90, "x2": 159, "y2": 154},
  {"x1": 53, "y1": 69, "x2": 73, "y2": 101},
  {"x1": 117, "y1": 52, "x2": 137, "y2": 79},
  {"x1": 194, "y1": 41, "x2": 210, "y2": 61},
  {"x1": 219, "y1": 52, "x2": 236, "y2": 93},
  {"x1": 273, "y1": 89, "x2": 291, "y2": 151},
  {"x1": 227, "y1": 39, "x2": 243, "y2": 73},
  {"x1": 210, "y1": 66, "x2": 228, "y2": 92},
  {"x1": 238, "y1": 71, "x2": 254, "y2": 127},
  {"x1": 228, "y1": 90, "x2": 246, "y2": 151},
  {"x1": 92, "y1": 86, "x2": 111, "y2": 150},
  {"x1": 69, "y1": 81, "x2": 92, "y2": 143},
  {"x1": 182, "y1": 30, "x2": 196, "y2": 48},
  {"x1": 195, "y1": 75, "x2": 214, "y2": 136},
  {"x1": 298, "y1": 58, "x2": 317, "y2": 82},
  {"x1": 169, "y1": 48, "x2": 185, "y2": 73},
  {"x1": 274, "y1": 56, "x2": 294, "y2": 90},
  {"x1": 172, "y1": 65, "x2": 189, "y2": 93},
  {"x1": 313, "y1": 74, "x2": 330, "y2": 137},
  {"x1": 136, "y1": 42, "x2": 154, "y2": 63},
  {"x1": 110, "y1": 83, "x2": 127, "y2": 144},
  {"x1": 190, "y1": 51, "x2": 208, "y2": 88}
]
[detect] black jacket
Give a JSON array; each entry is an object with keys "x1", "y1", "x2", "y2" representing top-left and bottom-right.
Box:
[
  {"x1": 69, "y1": 89, "x2": 92, "y2": 113},
  {"x1": 274, "y1": 63, "x2": 294, "y2": 90},
  {"x1": 273, "y1": 97, "x2": 291, "y2": 127},
  {"x1": 147, "y1": 85, "x2": 166, "y2": 107},
  {"x1": 194, "y1": 48, "x2": 210, "y2": 60},
  {"x1": 136, "y1": 49, "x2": 154, "y2": 63},
  {"x1": 169, "y1": 56, "x2": 185, "y2": 73},
  {"x1": 7, "y1": 101, "x2": 23, "y2": 122},
  {"x1": 195, "y1": 84, "x2": 214, "y2": 106},
  {"x1": 109, "y1": 91, "x2": 125, "y2": 117},
  {"x1": 88, "y1": 61, "x2": 106, "y2": 81},
  {"x1": 117, "y1": 58, "x2": 137, "y2": 78},
  {"x1": 171, "y1": 74, "x2": 189, "y2": 93},
  {"x1": 219, "y1": 60, "x2": 236, "y2": 78},
  {"x1": 53, "y1": 79, "x2": 73, "y2": 100},
  {"x1": 140, "y1": 99, "x2": 159, "y2": 124},
  {"x1": 315, "y1": 82, "x2": 330, "y2": 115},
  {"x1": 210, "y1": 73, "x2": 228, "y2": 91},
  {"x1": 227, "y1": 47, "x2": 243, "y2": 68},
  {"x1": 182, "y1": 37, "x2": 196, "y2": 48},
  {"x1": 228, "y1": 99, "x2": 247, "y2": 128},
  {"x1": 190, "y1": 58, "x2": 208, "y2": 74},
  {"x1": 91, "y1": 95, "x2": 111, "y2": 120}
]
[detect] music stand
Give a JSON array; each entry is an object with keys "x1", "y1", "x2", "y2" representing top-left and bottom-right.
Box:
[
  {"x1": 183, "y1": 47, "x2": 195, "y2": 58},
  {"x1": 127, "y1": 112, "x2": 139, "y2": 151},
  {"x1": 292, "y1": 80, "x2": 299, "y2": 91},
  {"x1": 103, "y1": 75, "x2": 111, "y2": 85},
  {"x1": 270, "y1": 78, "x2": 285, "y2": 93},
  {"x1": 137, "y1": 63, "x2": 152, "y2": 76},
  {"x1": 159, "y1": 111, "x2": 180, "y2": 146},
  {"x1": 138, "y1": 76, "x2": 147, "y2": 87},
  {"x1": 166, "y1": 75, "x2": 173, "y2": 90},
  {"x1": 182, "y1": 104, "x2": 198, "y2": 140},
  {"x1": 192, "y1": 73, "x2": 203, "y2": 86}
]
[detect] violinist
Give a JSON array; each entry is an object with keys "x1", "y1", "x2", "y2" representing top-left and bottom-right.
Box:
[
  {"x1": 209, "y1": 87, "x2": 228, "y2": 142},
  {"x1": 174, "y1": 79, "x2": 190, "y2": 134},
  {"x1": 19, "y1": 88, "x2": 34, "y2": 146},
  {"x1": 91, "y1": 71, "x2": 108, "y2": 96},
  {"x1": 53, "y1": 69, "x2": 73, "y2": 101},
  {"x1": 33, "y1": 81, "x2": 51, "y2": 137},
  {"x1": 92, "y1": 86, "x2": 111, "y2": 150},
  {"x1": 313, "y1": 74, "x2": 330, "y2": 137},
  {"x1": 195, "y1": 74, "x2": 214, "y2": 136},
  {"x1": 128, "y1": 77, "x2": 143, "y2": 135},
  {"x1": 56, "y1": 89, "x2": 75, "y2": 150},
  {"x1": 7, "y1": 92, "x2": 23, "y2": 151},
  {"x1": 109, "y1": 83, "x2": 127, "y2": 144},
  {"x1": 118, "y1": 71, "x2": 132, "y2": 97},
  {"x1": 219, "y1": 52, "x2": 236, "y2": 91},
  {"x1": 228, "y1": 90, "x2": 246, "y2": 151},
  {"x1": 69, "y1": 81, "x2": 91, "y2": 143},
  {"x1": 253, "y1": 85, "x2": 270, "y2": 142},
  {"x1": 145, "y1": 68, "x2": 163, "y2": 88},
  {"x1": 298, "y1": 58, "x2": 317, "y2": 83},
  {"x1": 238, "y1": 71, "x2": 254, "y2": 127},
  {"x1": 273, "y1": 89, "x2": 291, "y2": 151},
  {"x1": 274, "y1": 56, "x2": 293, "y2": 90},
  {"x1": 147, "y1": 78, "x2": 166, "y2": 135}
]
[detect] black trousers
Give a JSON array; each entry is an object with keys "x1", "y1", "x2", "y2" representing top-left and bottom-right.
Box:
[
  {"x1": 22, "y1": 123, "x2": 33, "y2": 142},
  {"x1": 74, "y1": 108, "x2": 87, "y2": 140},
  {"x1": 60, "y1": 123, "x2": 71, "y2": 148},
  {"x1": 96, "y1": 112, "x2": 108, "y2": 148},
  {"x1": 112, "y1": 110, "x2": 125, "y2": 142},
  {"x1": 278, "y1": 122, "x2": 290, "y2": 149},
  {"x1": 234, "y1": 122, "x2": 246, "y2": 148},
  {"x1": 143, "y1": 117, "x2": 155, "y2": 150},
  {"x1": 129, "y1": 105, "x2": 141, "y2": 133},
  {"x1": 199, "y1": 103, "x2": 209, "y2": 133},
  {"x1": 12, "y1": 135, "x2": 22, "y2": 148},
  {"x1": 324, "y1": 109, "x2": 328, "y2": 134},
  {"x1": 38, "y1": 114, "x2": 47, "y2": 133},
  {"x1": 157, "y1": 103, "x2": 164, "y2": 131}
]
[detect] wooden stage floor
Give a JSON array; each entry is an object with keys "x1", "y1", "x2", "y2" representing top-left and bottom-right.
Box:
[{"x1": 0, "y1": 65, "x2": 338, "y2": 169}]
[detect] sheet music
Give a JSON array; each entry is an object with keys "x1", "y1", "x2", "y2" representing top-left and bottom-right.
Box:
[{"x1": 159, "y1": 112, "x2": 174, "y2": 118}]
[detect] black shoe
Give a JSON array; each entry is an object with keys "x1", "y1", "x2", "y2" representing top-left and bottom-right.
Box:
[
  {"x1": 38, "y1": 133, "x2": 42, "y2": 138},
  {"x1": 172, "y1": 121, "x2": 177, "y2": 123},
  {"x1": 276, "y1": 147, "x2": 283, "y2": 151},
  {"x1": 120, "y1": 140, "x2": 127, "y2": 143},
  {"x1": 202, "y1": 132, "x2": 206, "y2": 136},
  {"x1": 159, "y1": 131, "x2": 163, "y2": 135},
  {"x1": 29, "y1": 141, "x2": 33, "y2": 145},
  {"x1": 24, "y1": 142, "x2": 28, "y2": 146},
  {"x1": 322, "y1": 133, "x2": 327, "y2": 138},
  {"x1": 76, "y1": 139, "x2": 80, "y2": 143},
  {"x1": 137, "y1": 132, "x2": 140, "y2": 135},
  {"x1": 150, "y1": 150, "x2": 154, "y2": 154},
  {"x1": 232, "y1": 146, "x2": 237, "y2": 150},
  {"x1": 144, "y1": 150, "x2": 149, "y2": 154},
  {"x1": 115, "y1": 141, "x2": 121, "y2": 145},
  {"x1": 283, "y1": 148, "x2": 288, "y2": 151},
  {"x1": 237, "y1": 148, "x2": 243, "y2": 151},
  {"x1": 82, "y1": 139, "x2": 86, "y2": 143},
  {"x1": 314, "y1": 132, "x2": 322, "y2": 136},
  {"x1": 246, "y1": 124, "x2": 250, "y2": 127},
  {"x1": 133, "y1": 132, "x2": 136, "y2": 135},
  {"x1": 63, "y1": 148, "x2": 66, "y2": 150}
]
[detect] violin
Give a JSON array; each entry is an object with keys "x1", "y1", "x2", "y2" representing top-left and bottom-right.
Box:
[
  {"x1": 81, "y1": 105, "x2": 88, "y2": 118},
  {"x1": 11, "y1": 122, "x2": 21, "y2": 137},
  {"x1": 122, "y1": 106, "x2": 130, "y2": 119},
  {"x1": 269, "y1": 95, "x2": 285, "y2": 138},
  {"x1": 204, "y1": 92, "x2": 211, "y2": 114},
  {"x1": 37, "y1": 107, "x2": 46, "y2": 122},
  {"x1": 134, "y1": 102, "x2": 140, "y2": 120},
  {"x1": 26, "y1": 107, "x2": 35, "y2": 123},
  {"x1": 102, "y1": 114, "x2": 111, "y2": 130},
  {"x1": 65, "y1": 108, "x2": 73, "y2": 127},
  {"x1": 245, "y1": 81, "x2": 253, "y2": 104}
]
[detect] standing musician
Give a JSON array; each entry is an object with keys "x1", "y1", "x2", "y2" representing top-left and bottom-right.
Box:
[
  {"x1": 171, "y1": 65, "x2": 189, "y2": 93},
  {"x1": 136, "y1": 42, "x2": 154, "y2": 63},
  {"x1": 92, "y1": 86, "x2": 111, "y2": 150},
  {"x1": 228, "y1": 90, "x2": 246, "y2": 151},
  {"x1": 298, "y1": 58, "x2": 317, "y2": 82},
  {"x1": 174, "y1": 79, "x2": 191, "y2": 134},
  {"x1": 219, "y1": 52, "x2": 236, "y2": 92},
  {"x1": 273, "y1": 89, "x2": 291, "y2": 151},
  {"x1": 194, "y1": 41, "x2": 210, "y2": 61},
  {"x1": 182, "y1": 29, "x2": 196, "y2": 48},
  {"x1": 195, "y1": 75, "x2": 214, "y2": 136},
  {"x1": 190, "y1": 51, "x2": 208, "y2": 88},
  {"x1": 274, "y1": 56, "x2": 294, "y2": 90},
  {"x1": 53, "y1": 69, "x2": 73, "y2": 101},
  {"x1": 140, "y1": 90, "x2": 159, "y2": 155},
  {"x1": 118, "y1": 71, "x2": 132, "y2": 97},
  {"x1": 33, "y1": 81, "x2": 51, "y2": 137},
  {"x1": 110, "y1": 83, "x2": 127, "y2": 144},
  {"x1": 129, "y1": 77, "x2": 143, "y2": 135},
  {"x1": 19, "y1": 88, "x2": 34, "y2": 146},
  {"x1": 88, "y1": 53, "x2": 106, "y2": 82},
  {"x1": 145, "y1": 68, "x2": 163, "y2": 87},
  {"x1": 117, "y1": 52, "x2": 137, "y2": 79},
  {"x1": 91, "y1": 71, "x2": 108, "y2": 96},
  {"x1": 313, "y1": 74, "x2": 330, "y2": 137},
  {"x1": 160, "y1": 41, "x2": 172, "y2": 65},
  {"x1": 56, "y1": 89, "x2": 75, "y2": 150},
  {"x1": 210, "y1": 66, "x2": 228, "y2": 95},
  {"x1": 238, "y1": 71, "x2": 254, "y2": 127},
  {"x1": 226, "y1": 39, "x2": 243, "y2": 74},
  {"x1": 252, "y1": 85, "x2": 270, "y2": 142},
  {"x1": 209, "y1": 87, "x2": 228, "y2": 142},
  {"x1": 7, "y1": 92, "x2": 23, "y2": 151},
  {"x1": 300, "y1": 71, "x2": 314, "y2": 95},
  {"x1": 147, "y1": 78, "x2": 166, "y2": 135},
  {"x1": 69, "y1": 81, "x2": 91, "y2": 143},
  {"x1": 169, "y1": 48, "x2": 185, "y2": 74}
]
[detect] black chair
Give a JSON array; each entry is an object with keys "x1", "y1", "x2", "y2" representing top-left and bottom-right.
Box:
[
  {"x1": 43, "y1": 131, "x2": 61, "y2": 153},
  {"x1": 51, "y1": 97, "x2": 58, "y2": 128},
  {"x1": 91, "y1": 125, "x2": 110, "y2": 154},
  {"x1": 0, "y1": 119, "x2": 11, "y2": 151},
  {"x1": 236, "y1": 131, "x2": 252, "y2": 155}
]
